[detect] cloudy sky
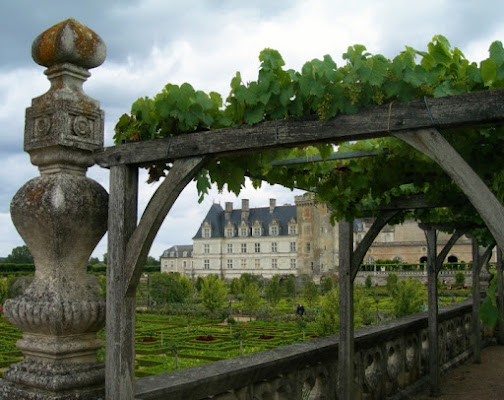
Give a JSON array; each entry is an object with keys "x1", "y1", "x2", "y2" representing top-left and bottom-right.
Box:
[{"x1": 1, "y1": 0, "x2": 503, "y2": 260}]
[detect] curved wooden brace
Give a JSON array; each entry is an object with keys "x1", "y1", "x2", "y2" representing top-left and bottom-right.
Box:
[
  {"x1": 393, "y1": 128, "x2": 504, "y2": 252},
  {"x1": 124, "y1": 156, "x2": 208, "y2": 296},
  {"x1": 351, "y1": 209, "x2": 402, "y2": 280},
  {"x1": 478, "y1": 242, "x2": 496, "y2": 273},
  {"x1": 436, "y1": 228, "x2": 468, "y2": 274}
]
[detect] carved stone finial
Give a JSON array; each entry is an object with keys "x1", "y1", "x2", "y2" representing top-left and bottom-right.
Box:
[
  {"x1": 25, "y1": 19, "x2": 106, "y2": 173},
  {"x1": 1, "y1": 19, "x2": 108, "y2": 399},
  {"x1": 32, "y1": 18, "x2": 106, "y2": 69}
]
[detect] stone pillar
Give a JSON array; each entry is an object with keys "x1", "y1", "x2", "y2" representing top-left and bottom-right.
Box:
[{"x1": 0, "y1": 19, "x2": 108, "y2": 400}]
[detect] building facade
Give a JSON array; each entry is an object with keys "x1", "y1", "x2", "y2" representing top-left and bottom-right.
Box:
[
  {"x1": 160, "y1": 245, "x2": 193, "y2": 275},
  {"x1": 355, "y1": 218, "x2": 474, "y2": 265},
  {"x1": 161, "y1": 193, "x2": 478, "y2": 280}
]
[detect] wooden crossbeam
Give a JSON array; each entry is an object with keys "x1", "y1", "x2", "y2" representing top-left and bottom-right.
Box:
[{"x1": 95, "y1": 89, "x2": 504, "y2": 168}]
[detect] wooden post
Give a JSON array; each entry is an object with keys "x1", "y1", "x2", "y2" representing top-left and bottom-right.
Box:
[
  {"x1": 497, "y1": 247, "x2": 504, "y2": 345},
  {"x1": 338, "y1": 220, "x2": 354, "y2": 400},
  {"x1": 424, "y1": 227, "x2": 440, "y2": 396},
  {"x1": 106, "y1": 165, "x2": 138, "y2": 400},
  {"x1": 471, "y1": 238, "x2": 481, "y2": 364}
]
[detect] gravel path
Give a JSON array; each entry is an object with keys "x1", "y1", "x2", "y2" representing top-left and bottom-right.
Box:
[{"x1": 412, "y1": 345, "x2": 504, "y2": 400}]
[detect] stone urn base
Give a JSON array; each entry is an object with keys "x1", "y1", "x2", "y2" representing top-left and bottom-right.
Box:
[{"x1": 0, "y1": 379, "x2": 104, "y2": 400}]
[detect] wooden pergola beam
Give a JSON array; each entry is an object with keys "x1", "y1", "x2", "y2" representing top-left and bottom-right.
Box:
[{"x1": 95, "y1": 89, "x2": 504, "y2": 168}]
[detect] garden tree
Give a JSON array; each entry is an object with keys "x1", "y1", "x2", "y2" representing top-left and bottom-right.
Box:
[
  {"x1": 102, "y1": 253, "x2": 108, "y2": 265},
  {"x1": 195, "y1": 276, "x2": 204, "y2": 292},
  {"x1": 302, "y1": 281, "x2": 320, "y2": 309},
  {"x1": 201, "y1": 274, "x2": 228, "y2": 313},
  {"x1": 150, "y1": 273, "x2": 191, "y2": 304},
  {"x1": 230, "y1": 277, "x2": 243, "y2": 297},
  {"x1": 354, "y1": 287, "x2": 375, "y2": 326},
  {"x1": 316, "y1": 287, "x2": 340, "y2": 336},
  {"x1": 88, "y1": 257, "x2": 100, "y2": 265},
  {"x1": 5, "y1": 245, "x2": 33, "y2": 264},
  {"x1": 320, "y1": 275, "x2": 335, "y2": 294},
  {"x1": 145, "y1": 256, "x2": 160, "y2": 265},
  {"x1": 391, "y1": 278, "x2": 426, "y2": 318},
  {"x1": 265, "y1": 275, "x2": 282, "y2": 309},
  {"x1": 243, "y1": 282, "x2": 262, "y2": 321},
  {"x1": 386, "y1": 273, "x2": 399, "y2": 295},
  {"x1": 240, "y1": 273, "x2": 264, "y2": 291},
  {"x1": 283, "y1": 275, "x2": 296, "y2": 301},
  {"x1": 455, "y1": 272, "x2": 466, "y2": 287},
  {"x1": 365, "y1": 275, "x2": 373, "y2": 289}
]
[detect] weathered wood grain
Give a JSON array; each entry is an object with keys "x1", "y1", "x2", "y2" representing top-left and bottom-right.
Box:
[
  {"x1": 471, "y1": 239, "x2": 482, "y2": 364},
  {"x1": 497, "y1": 248, "x2": 504, "y2": 345},
  {"x1": 394, "y1": 128, "x2": 504, "y2": 266},
  {"x1": 106, "y1": 165, "x2": 138, "y2": 400},
  {"x1": 338, "y1": 220, "x2": 354, "y2": 400},
  {"x1": 95, "y1": 89, "x2": 504, "y2": 168},
  {"x1": 424, "y1": 227, "x2": 440, "y2": 396},
  {"x1": 124, "y1": 156, "x2": 208, "y2": 296},
  {"x1": 351, "y1": 210, "x2": 402, "y2": 280},
  {"x1": 435, "y1": 229, "x2": 468, "y2": 274}
]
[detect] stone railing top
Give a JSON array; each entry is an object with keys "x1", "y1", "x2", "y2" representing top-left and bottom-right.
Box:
[{"x1": 32, "y1": 18, "x2": 106, "y2": 69}]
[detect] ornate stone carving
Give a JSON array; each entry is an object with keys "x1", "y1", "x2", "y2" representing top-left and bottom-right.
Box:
[{"x1": 1, "y1": 18, "x2": 108, "y2": 400}]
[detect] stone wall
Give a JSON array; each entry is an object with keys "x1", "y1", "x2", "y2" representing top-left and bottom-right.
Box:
[{"x1": 135, "y1": 301, "x2": 477, "y2": 400}]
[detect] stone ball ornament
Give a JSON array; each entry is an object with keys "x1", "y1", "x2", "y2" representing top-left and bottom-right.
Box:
[{"x1": 32, "y1": 18, "x2": 106, "y2": 69}]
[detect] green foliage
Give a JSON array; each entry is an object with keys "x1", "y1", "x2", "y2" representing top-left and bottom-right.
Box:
[
  {"x1": 5, "y1": 246, "x2": 33, "y2": 264},
  {"x1": 354, "y1": 287, "x2": 375, "y2": 327},
  {"x1": 88, "y1": 257, "x2": 100, "y2": 265},
  {"x1": 150, "y1": 273, "x2": 192, "y2": 305},
  {"x1": 114, "y1": 36, "x2": 504, "y2": 239},
  {"x1": 0, "y1": 264, "x2": 35, "y2": 274},
  {"x1": 200, "y1": 275, "x2": 228, "y2": 313},
  {"x1": 320, "y1": 275, "x2": 334, "y2": 294},
  {"x1": 316, "y1": 288, "x2": 339, "y2": 336},
  {"x1": 146, "y1": 256, "x2": 160, "y2": 266},
  {"x1": 265, "y1": 275, "x2": 282, "y2": 309},
  {"x1": 386, "y1": 273, "x2": 399, "y2": 295},
  {"x1": 302, "y1": 281, "x2": 320, "y2": 308},
  {"x1": 243, "y1": 283, "x2": 262, "y2": 319},
  {"x1": 230, "y1": 278, "x2": 243, "y2": 297},
  {"x1": 283, "y1": 275, "x2": 296, "y2": 300},
  {"x1": 479, "y1": 272, "x2": 502, "y2": 327},
  {"x1": 455, "y1": 272, "x2": 466, "y2": 286},
  {"x1": 390, "y1": 278, "x2": 426, "y2": 318},
  {"x1": 365, "y1": 275, "x2": 373, "y2": 289}
]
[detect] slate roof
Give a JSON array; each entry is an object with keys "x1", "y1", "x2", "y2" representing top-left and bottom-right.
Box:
[
  {"x1": 193, "y1": 203, "x2": 297, "y2": 239},
  {"x1": 161, "y1": 245, "x2": 193, "y2": 258}
]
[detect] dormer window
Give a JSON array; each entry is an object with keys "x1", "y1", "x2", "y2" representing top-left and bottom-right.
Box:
[
  {"x1": 269, "y1": 220, "x2": 280, "y2": 236},
  {"x1": 224, "y1": 222, "x2": 235, "y2": 238},
  {"x1": 252, "y1": 221, "x2": 262, "y2": 237},
  {"x1": 240, "y1": 221, "x2": 249, "y2": 237},
  {"x1": 202, "y1": 221, "x2": 211, "y2": 238},
  {"x1": 288, "y1": 217, "x2": 297, "y2": 235}
]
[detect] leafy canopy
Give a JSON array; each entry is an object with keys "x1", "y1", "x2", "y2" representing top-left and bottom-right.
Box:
[{"x1": 114, "y1": 37, "x2": 504, "y2": 231}]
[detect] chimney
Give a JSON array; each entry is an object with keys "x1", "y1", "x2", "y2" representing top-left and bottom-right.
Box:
[
  {"x1": 269, "y1": 198, "x2": 276, "y2": 213},
  {"x1": 225, "y1": 202, "x2": 233, "y2": 221},
  {"x1": 241, "y1": 199, "x2": 249, "y2": 221}
]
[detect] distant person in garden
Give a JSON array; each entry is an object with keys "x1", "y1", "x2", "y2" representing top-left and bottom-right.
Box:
[{"x1": 296, "y1": 303, "x2": 305, "y2": 316}]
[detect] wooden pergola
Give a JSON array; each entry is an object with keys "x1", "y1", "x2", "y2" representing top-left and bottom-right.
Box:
[{"x1": 95, "y1": 89, "x2": 504, "y2": 400}]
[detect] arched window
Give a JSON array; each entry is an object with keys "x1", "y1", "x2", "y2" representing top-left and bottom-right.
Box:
[
  {"x1": 447, "y1": 255, "x2": 458, "y2": 263},
  {"x1": 420, "y1": 256, "x2": 428, "y2": 263}
]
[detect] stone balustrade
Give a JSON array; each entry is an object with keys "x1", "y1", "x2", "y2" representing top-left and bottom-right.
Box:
[
  {"x1": 135, "y1": 301, "x2": 476, "y2": 400},
  {"x1": 354, "y1": 270, "x2": 488, "y2": 287}
]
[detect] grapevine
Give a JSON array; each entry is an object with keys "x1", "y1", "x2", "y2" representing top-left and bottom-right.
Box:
[{"x1": 114, "y1": 36, "x2": 504, "y2": 238}]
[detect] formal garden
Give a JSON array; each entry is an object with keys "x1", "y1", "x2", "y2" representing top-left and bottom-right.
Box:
[{"x1": 0, "y1": 262, "x2": 476, "y2": 379}]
